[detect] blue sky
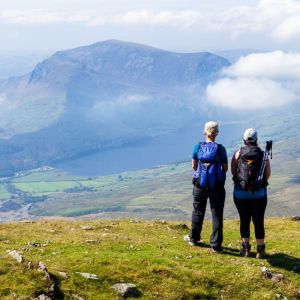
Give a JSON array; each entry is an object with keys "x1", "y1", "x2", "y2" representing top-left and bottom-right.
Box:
[{"x1": 0, "y1": 0, "x2": 300, "y2": 52}]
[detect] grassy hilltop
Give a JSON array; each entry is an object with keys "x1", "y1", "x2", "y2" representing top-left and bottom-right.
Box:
[{"x1": 0, "y1": 218, "x2": 299, "y2": 299}]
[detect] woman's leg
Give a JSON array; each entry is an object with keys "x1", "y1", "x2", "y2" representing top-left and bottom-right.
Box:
[
  {"x1": 251, "y1": 196, "x2": 268, "y2": 258},
  {"x1": 234, "y1": 197, "x2": 252, "y2": 239},
  {"x1": 234, "y1": 197, "x2": 252, "y2": 256}
]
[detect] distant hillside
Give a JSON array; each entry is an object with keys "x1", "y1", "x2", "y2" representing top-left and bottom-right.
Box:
[
  {"x1": 0, "y1": 40, "x2": 230, "y2": 176},
  {"x1": 0, "y1": 218, "x2": 299, "y2": 299}
]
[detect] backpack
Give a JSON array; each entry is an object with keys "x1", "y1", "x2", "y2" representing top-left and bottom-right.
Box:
[
  {"x1": 236, "y1": 145, "x2": 263, "y2": 192},
  {"x1": 193, "y1": 142, "x2": 224, "y2": 190}
]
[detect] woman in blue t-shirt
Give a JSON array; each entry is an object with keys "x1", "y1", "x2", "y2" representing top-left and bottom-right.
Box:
[{"x1": 231, "y1": 128, "x2": 271, "y2": 259}]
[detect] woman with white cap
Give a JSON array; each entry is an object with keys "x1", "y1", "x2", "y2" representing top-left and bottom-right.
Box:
[{"x1": 231, "y1": 128, "x2": 271, "y2": 259}]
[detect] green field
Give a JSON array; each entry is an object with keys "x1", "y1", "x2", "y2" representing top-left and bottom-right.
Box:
[
  {"x1": 0, "y1": 218, "x2": 299, "y2": 299},
  {"x1": 0, "y1": 111, "x2": 300, "y2": 220}
]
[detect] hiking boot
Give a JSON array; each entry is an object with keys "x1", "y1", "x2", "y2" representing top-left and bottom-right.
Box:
[
  {"x1": 256, "y1": 244, "x2": 266, "y2": 259},
  {"x1": 183, "y1": 235, "x2": 197, "y2": 246},
  {"x1": 240, "y1": 242, "x2": 251, "y2": 257},
  {"x1": 208, "y1": 247, "x2": 223, "y2": 254}
]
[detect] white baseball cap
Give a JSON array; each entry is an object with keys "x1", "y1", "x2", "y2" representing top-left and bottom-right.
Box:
[{"x1": 243, "y1": 128, "x2": 258, "y2": 142}]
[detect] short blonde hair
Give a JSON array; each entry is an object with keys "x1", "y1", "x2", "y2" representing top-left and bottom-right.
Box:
[{"x1": 204, "y1": 121, "x2": 219, "y2": 135}]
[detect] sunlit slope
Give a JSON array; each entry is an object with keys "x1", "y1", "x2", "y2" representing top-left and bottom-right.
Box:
[{"x1": 0, "y1": 218, "x2": 299, "y2": 299}]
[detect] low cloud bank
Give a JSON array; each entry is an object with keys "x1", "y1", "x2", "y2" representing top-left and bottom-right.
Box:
[{"x1": 206, "y1": 51, "x2": 300, "y2": 109}]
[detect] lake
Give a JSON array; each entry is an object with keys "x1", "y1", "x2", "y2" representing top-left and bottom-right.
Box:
[{"x1": 55, "y1": 122, "x2": 247, "y2": 177}]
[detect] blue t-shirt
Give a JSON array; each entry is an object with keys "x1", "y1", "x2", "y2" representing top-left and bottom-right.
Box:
[
  {"x1": 233, "y1": 184, "x2": 267, "y2": 200},
  {"x1": 192, "y1": 142, "x2": 228, "y2": 164}
]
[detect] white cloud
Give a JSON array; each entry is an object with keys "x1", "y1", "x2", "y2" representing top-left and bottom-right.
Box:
[
  {"x1": 1, "y1": 0, "x2": 300, "y2": 45},
  {"x1": 224, "y1": 51, "x2": 300, "y2": 80},
  {"x1": 272, "y1": 16, "x2": 300, "y2": 41},
  {"x1": 115, "y1": 10, "x2": 202, "y2": 27},
  {"x1": 207, "y1": 77, "x2": 296, "y2": 109},
  {"x1": 0, "y1": 10, "x2": 67, "y2": 24},
  {"x1": 206, "y1": 51, "x2": 300, "y2": 110}
]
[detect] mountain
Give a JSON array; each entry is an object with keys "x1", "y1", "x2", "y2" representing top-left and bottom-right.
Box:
[{"x1": 0, "y1": 40, "x2": 230, "y2": 176}]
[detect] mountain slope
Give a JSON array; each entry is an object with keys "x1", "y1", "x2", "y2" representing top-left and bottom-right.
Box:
[
  {"x1": 0, "y1": 218, "x2": 299, "y2": 299},
  {"x1": 0, "y1": 40, "x2": 230, "y2": 176}
]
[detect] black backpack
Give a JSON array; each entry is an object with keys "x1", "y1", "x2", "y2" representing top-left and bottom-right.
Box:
[{"x1": 236, "y1": 145, "x2": 263, "y2": 192}]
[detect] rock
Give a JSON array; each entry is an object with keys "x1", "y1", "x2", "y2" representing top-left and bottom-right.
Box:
[
  {"x1": 35, "y1": 295, "x2": 51, "y2": 300},
  {"x1": 291, "y1": 216, "x2": 300, "y2": 221},
  {"x1": 57, "y1": 271, "x2": 68, "y2": 278},
  {"x1": 72, "y1": 294, "x2": 85, "y2": 300},
  {"x1": 261, "y1": 266, "x2": 284, "y2": 281},
  {"x1": 101, "y1": 233, "x2": 109, "y2": 237},
  {"x1": 80, "y1": 225, "x2": 93, "y2": 230},
  {"x1": 75, "y1": 272, "x2": 99, "y2": 280},
  {"x1": 22, "y1": 220, "x2": 35, "y2": 224},
  {"x1": 186, "y1": 256, "x2": 193, "y2": 259},
  {"x1": 260, "y1": 266, "x2": 272, "y2": 279},
  {"x1": 12, "y1": 292, "x2": 20, "y2": 300},
  {"x1": 112, "y1": 283, "x2": 140, "y2": 298},
  {"x1": 275, "y1": 294, "x2": 288, "y2": 300},
  {"x1": 38, "y1": 262, "x2": 55, "y2": 296},
  {"x1": 7, "y1": 250, "x2": 24, "y2": 263},
  {"x1": 130, "y1": 219, "x2": 141, "y2": 224},
  {"x1": 85, "y1": 239, "x2": 100, "y2": 244},
  {"x1": 28, "y1": 261, "x2": 33, "y2": 269},
  {"x1": 272, "y1": 273, "x2": 284, "y2": 282},
  {"x1": 28, "y1": 242, "x2": 49, "y2": 247}
]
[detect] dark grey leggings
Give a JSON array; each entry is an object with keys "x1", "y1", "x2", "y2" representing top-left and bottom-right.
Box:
[{"x1": 234, "y1": 197, "x2": 267, "y2": 239}]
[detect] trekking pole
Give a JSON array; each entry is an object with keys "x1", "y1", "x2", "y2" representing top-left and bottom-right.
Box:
[{"x1": 257, "y1": 140, "x2": 272, "y2": 182}]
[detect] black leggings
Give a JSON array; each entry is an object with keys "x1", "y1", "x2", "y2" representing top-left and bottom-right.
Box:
[{"x1": 234, "y1": 197, "x2": 267, "y2": 239}]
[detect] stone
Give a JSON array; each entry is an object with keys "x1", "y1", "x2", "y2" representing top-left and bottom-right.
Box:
[
  {"x1": 38, "y1": 262, "x2": 55, "y2": 296},
  {"x1": 28, "y1": 261, "x2": 33, "y2": 269},
  {"x1": 85, "y1": 239, "x2": 100, "y2": 244},
  {"x1": 7, "y1": 250, "x2": 24, "y2": 263},
  {"x1": 260, "y1": 266, "x2": 272, "y2": 279},
  {"x1": 80, "y1": 225, "x2": 93, "y2": 230},
  {"x1": 272, "y1": 273, "x2": 284, "y2": 282},
  {"x1": 130, "y1": 219, "x2": 141, "y2": 224},
  {"x1": 261, "y1": 266, "x2": 284, "y2": 281},
  {"x1": 28, "y1": 242, "x2": 49, "y2": 247},
  {"x1": 75, "y1": 272, "x2": 99, "y2": 280},
  {"x1": 58, "y1": 271, "x2": 68, "y2": 278},
  {"x1": 72, "y1": 294, "x2": 85, "y2": 300},
  {"x1": 112, "y1": 283, "x2": 140, "y2": 298},
  {"x1": 35, "y1": 295, "x2": 51, "y2": 300}
]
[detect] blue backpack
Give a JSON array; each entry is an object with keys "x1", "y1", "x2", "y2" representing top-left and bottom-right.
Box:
[{"x1": 193, "y1": 142, "x2": 224, "y2": 190}]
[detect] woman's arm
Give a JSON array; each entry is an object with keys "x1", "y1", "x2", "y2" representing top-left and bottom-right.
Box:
[
  {"x1": 231, "y1": 151, "x2": 239, "y2": 176},
  {"x1": 265, "y1": 159, "x2": 271, "y2": 180}
]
